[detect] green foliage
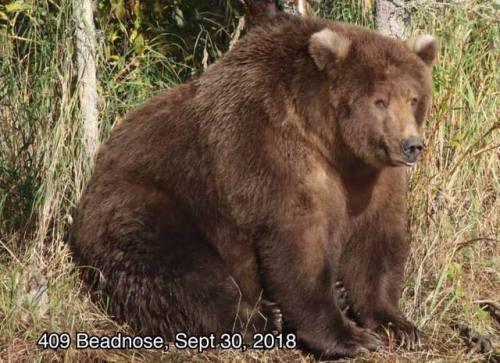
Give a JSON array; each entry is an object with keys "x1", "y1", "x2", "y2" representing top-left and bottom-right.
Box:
[
  {"x1": 0, "y1": 0, "x2": 80, "y2": 238},
  {"x1": 93, "y1": 0, "x2": 248, "y2": 138},
  {"x1": 96, "y1": 0, "x2": 242, "y2": 77}
]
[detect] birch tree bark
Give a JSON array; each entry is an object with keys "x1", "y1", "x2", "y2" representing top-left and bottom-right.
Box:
[
  {"x1": 375, "y1": 0, "x2": 410, "y2": 38},
  {"x1": 74, "y1": 0, "x2": 99, "y2": 157}
]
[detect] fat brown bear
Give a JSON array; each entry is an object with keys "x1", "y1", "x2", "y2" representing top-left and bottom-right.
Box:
[{"x1": 69, "y1": 14, "x2": 437, "y2": 359}]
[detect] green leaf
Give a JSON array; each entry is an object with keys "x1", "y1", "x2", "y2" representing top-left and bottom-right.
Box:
[
  {"x1": 4, "y1": 1, "x2": 32, "y2": 13},
  {"x1": 174, "y1": 7, "x2": 184, "y2": 27},
  {"x1": 476, "y1": 307, "x2": 488, "y2": 322},
  {"x1": 133, "y1": 33, "x2": 145, "y2": 55},
  {"x1": 111, "y1": 0, "x2": 126, "y2": 21}
]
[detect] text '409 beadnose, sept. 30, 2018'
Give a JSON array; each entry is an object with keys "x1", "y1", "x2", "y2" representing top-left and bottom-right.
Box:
[{"x1": 36, "y1": 331, "x2": 298, "y2": 353}]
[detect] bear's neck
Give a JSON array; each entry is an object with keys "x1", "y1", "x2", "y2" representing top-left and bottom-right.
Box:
[
  {"x1": 332, "y1": 141, "x2": 382, "y2": 215},
  {"x1": 331, "y1": 145, "x2": 381, "y2": 189},
  {"x1": 329, "y1": 134, "x2": 378, "y2": 177}
]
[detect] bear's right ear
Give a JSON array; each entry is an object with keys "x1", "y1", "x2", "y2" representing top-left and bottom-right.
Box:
[
  {"x1": 309, "y1": 28, "x2": 351, "y2": 70},
  {"x1": 406, "y1": 34, "x2": 438, "y2": 66}
]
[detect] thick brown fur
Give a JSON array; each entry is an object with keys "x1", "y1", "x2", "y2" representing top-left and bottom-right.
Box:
[{"x1": 69, "y1": 14, "x2": 436, "y2": 359}]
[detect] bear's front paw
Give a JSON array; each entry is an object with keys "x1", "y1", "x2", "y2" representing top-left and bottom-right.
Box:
[
  {"x1": 381, "y1": 316, "x2": 421, "y2": 350},
  {"x1": 301, "y1": 321, "x2": 383, "y2": 359},
  {"x1": 322, "y1": 325, "x2": 384, "y2": 359},
  {"x1": 260, "y1": 299, "x2": 283, "y2": 334}
]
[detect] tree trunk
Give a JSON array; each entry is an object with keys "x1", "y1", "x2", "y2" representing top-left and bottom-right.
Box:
[
  {"x1": 375, "y1": 0, "x2": 410, "y2": 38},
  {"x1": 74, "y1": 0, "x2": 99, "y2": 158}
]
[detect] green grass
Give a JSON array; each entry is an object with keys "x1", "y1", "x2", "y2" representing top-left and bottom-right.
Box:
[{"x1": 0, "y1": 0, "x2": 498, "y2": 361}]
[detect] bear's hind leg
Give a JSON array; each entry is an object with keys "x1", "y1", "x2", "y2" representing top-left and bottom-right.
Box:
[{"x1": 71, "y1": 181, "x2": 270, "y2": 339}]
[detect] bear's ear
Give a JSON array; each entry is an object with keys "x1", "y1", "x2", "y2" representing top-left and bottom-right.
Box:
[
  {"x1": 406, "y1": 34, "x2": 438, "y2": 66},
  {"x1": 309, "y1": 28, "x2": 351, "y2": 70}
]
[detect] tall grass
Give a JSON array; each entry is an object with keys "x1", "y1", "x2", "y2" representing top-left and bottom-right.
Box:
[
  {"x1": 404, "y1": 0, "x2": 499, "y2": 354},
  {"x1": 0, "y1": 0, "x2": 498, "y2": 361}
]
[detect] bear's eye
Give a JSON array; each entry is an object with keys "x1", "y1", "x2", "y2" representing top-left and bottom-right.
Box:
[
  {"x1": 375, "y1": 100, "x2": 387, "y2": 109},
  {"x1": 411, "y1": 97, "x2": 419, "y2": 107}
]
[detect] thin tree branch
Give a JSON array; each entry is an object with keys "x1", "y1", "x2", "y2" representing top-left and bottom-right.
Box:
[{"x1": 74, "y1": 0, "x2": 99, "y2": 158}]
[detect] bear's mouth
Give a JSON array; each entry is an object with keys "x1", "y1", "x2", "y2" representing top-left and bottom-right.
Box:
[
  {"x1": 392, "y1": 159, "x2": 417, "y2": 167},
  {"x1": 379, "y1": 139, "x2": 416, "y2": 167},
  {"x1": 388, "y1": 154, "x2": 418, "y2": 168}
]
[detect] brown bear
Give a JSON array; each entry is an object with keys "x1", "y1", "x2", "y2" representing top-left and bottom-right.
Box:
[{"x1": 69, "y1": 13, "x2": 437, "y2": 359}]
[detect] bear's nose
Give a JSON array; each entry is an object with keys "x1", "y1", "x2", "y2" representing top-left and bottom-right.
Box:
[{"x1": 401, "y1": 136, "x2": 424, "y2": 160}]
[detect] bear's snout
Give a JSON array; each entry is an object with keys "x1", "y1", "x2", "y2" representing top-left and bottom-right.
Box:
[{"x1": 401, "y1": 136, "x2": 424, "y2": 164}]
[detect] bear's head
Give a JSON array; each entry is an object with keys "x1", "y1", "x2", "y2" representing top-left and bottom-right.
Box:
[{"x1": 309, "y1": 27, "x2": 437, "y2": 168}]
